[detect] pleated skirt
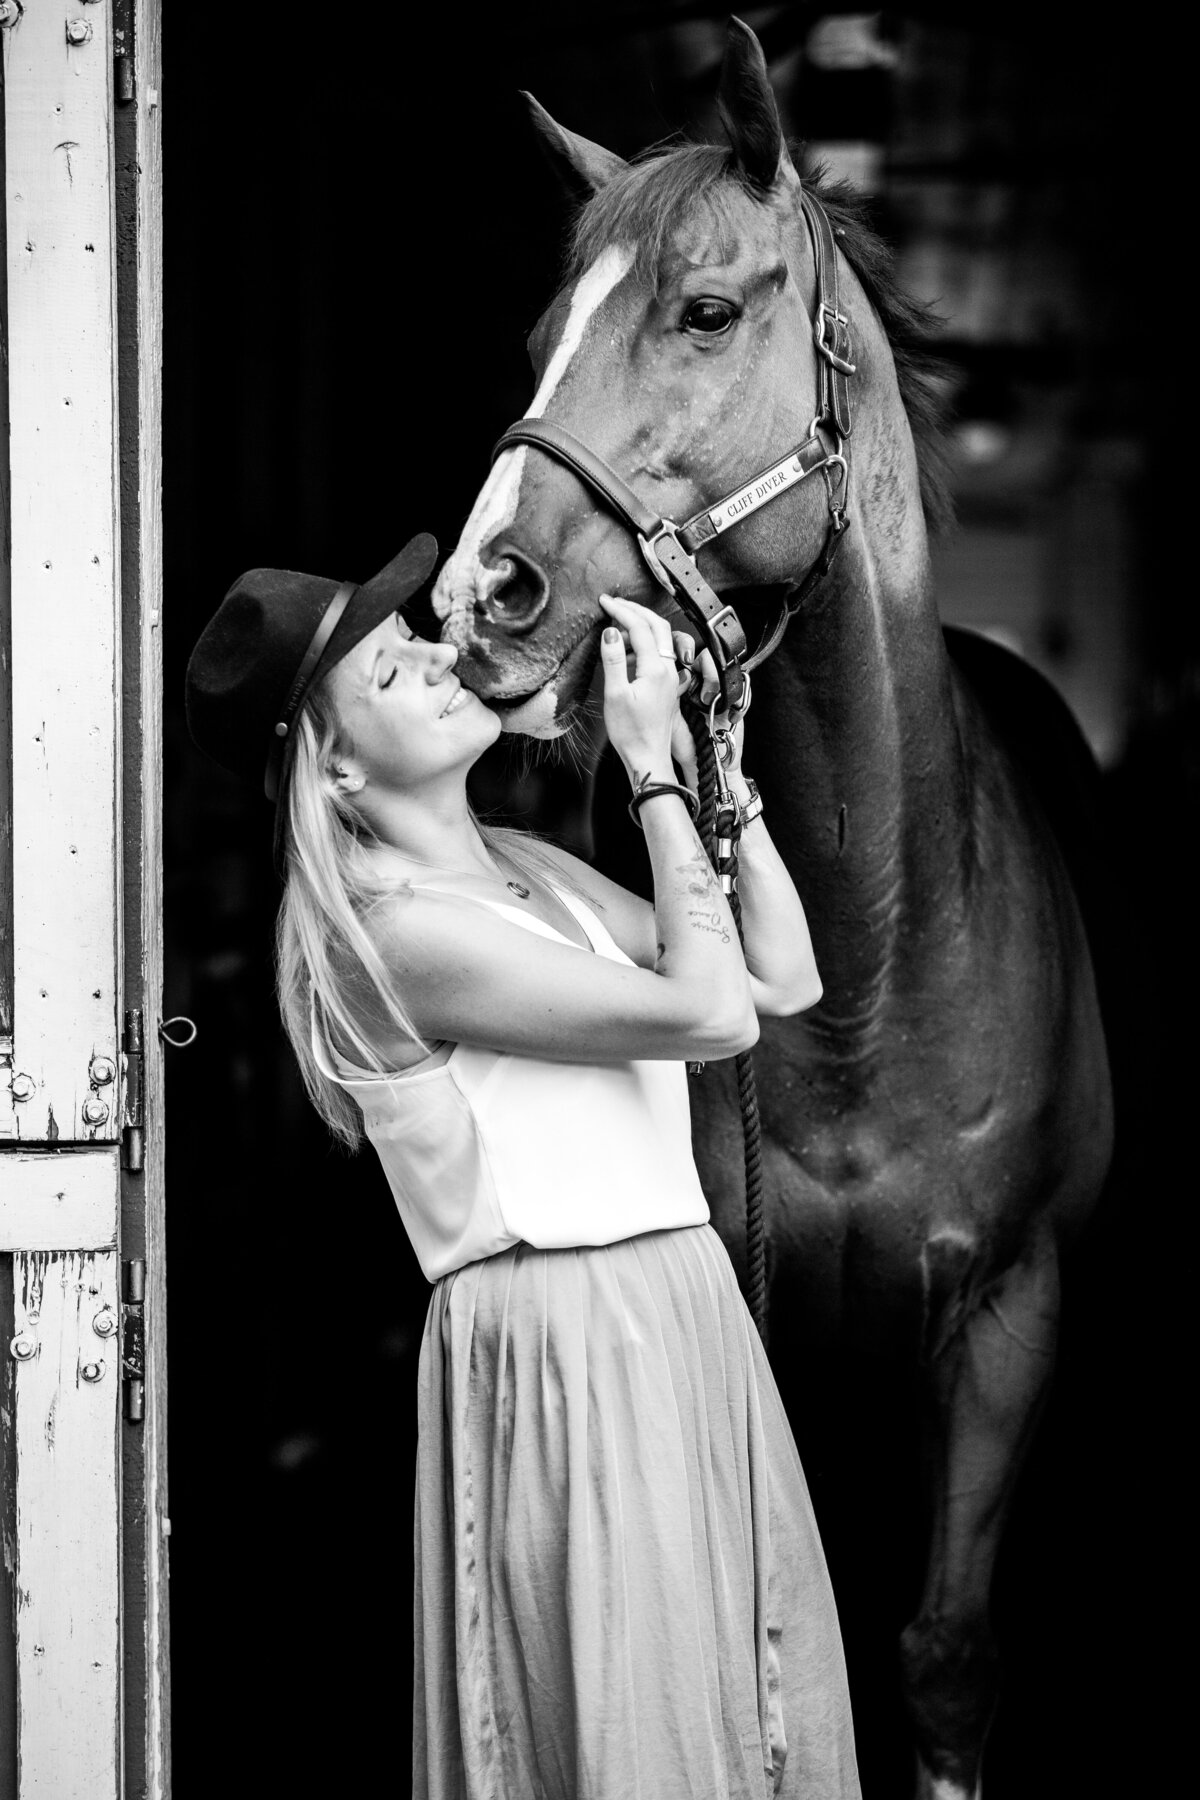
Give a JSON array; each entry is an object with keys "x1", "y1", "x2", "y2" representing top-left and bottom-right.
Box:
[{"x1": 413, "y1": 1224, "x2": 861, "y2": 1800}]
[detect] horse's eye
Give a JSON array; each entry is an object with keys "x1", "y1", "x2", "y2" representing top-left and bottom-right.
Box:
[{"x1": 682, "y1": 297, "x2": 737, "y2": 336}]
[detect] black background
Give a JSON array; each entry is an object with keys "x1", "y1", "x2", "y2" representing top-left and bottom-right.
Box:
[{"x1": 163, "y1": 6, "x2": 1189, "y2": 1794}]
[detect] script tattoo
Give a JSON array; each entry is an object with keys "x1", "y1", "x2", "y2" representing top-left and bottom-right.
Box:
[{"x1": 676, "y1": 845, "x2": 731, "y2": 944}]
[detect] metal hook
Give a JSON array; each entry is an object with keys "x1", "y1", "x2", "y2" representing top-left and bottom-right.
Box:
[
  {"x1": 713, "y1": 728, "x2": 737, "y2": 768},
  {"x1": 158, "y1": 1016, "x2": 198, "y2": 1049},
  {"x1": 707, "y1": 673, "x2": 753, "y2": 740}
]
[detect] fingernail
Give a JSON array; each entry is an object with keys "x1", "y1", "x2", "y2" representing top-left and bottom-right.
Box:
[{"x1": 603, "y1": 627, "x2": 620, "y2": 644}]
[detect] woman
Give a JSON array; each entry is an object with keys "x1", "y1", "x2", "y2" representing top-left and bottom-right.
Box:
[{"x1": 185, "y1": 535, "x2": 861, "y2": 1799}]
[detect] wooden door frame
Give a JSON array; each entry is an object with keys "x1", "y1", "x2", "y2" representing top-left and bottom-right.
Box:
[
  {"x1": 115, "y1": 5, "x2": 167, "y2": 1793},
  {"x1": 0, "y1": 3, "x2": 166, "y2": 1793}
]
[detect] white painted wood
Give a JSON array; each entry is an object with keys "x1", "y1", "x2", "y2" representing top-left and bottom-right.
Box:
[
  {"x1": 11, "y1": 1248, "x2": 121, "y2": 1800},
  {"x1": 4, "y1": 0, "x2": 121, "y2": 1142},
  {"x1": 0, "y1": 1148, "x2": 119, "y2": 1251},
  {"x1": 130, "y1": 6, "x2": 170, "y2": 1790}
]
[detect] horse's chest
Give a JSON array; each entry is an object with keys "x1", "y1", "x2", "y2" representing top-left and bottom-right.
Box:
[{"x1": 688, "y1": 1024, "x2": 1024, "y2": 1332}]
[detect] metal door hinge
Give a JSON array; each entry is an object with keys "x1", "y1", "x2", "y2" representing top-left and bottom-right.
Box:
[
  {"x1": 1, "y1": 1033, "x2": 15, "y2": 1139},
  {"x1": 121, "y1": 1007, "x2": 144, "y2": 1171},
  {"x1": 113, "y1": 0, "x2": 135, "y2": 104},
  {"x1": 122, "y1": 1259, "x2": 145, "y2": 1422}
]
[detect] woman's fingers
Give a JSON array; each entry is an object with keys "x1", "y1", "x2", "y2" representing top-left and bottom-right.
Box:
[
  {"x1": 670, "y1": 630, "x2": 694, "y2": 693},
  {"x1": 695, "y1": 648, "x2": 721, "y2": 705},
  {"x1": 599, "y1": 593, "x2": 673, "y2": 669},
  {"x1": 599, "y1": 623, "x2": 630, "y2": 690}
]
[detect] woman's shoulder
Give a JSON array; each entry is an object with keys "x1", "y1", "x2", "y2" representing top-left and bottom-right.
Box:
[{"x1": 363, "y1": 878, "x2": 487, "y2": 960}]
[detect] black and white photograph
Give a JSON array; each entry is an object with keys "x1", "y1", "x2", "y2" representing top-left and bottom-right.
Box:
[{"x1": 0, "y1": 5, "x2": 1188, "y2": 1798}]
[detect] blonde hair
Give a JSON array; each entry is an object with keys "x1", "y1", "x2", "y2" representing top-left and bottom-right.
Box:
[{"x1": 275, "y1": 677, "x2": 581, "y2": 1148}]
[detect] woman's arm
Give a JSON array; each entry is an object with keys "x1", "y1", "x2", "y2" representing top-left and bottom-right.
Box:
[
  {"x1": 545, "y1": 802, "x2": 821, "y2": 1019},
  {"x1": 373, "y1": 599, "x2": 759, "y2": 1065},
  {"x1": 722, "y1": 768, "x2": 822, "y2": 1015},
  {"x1": 671, "y1": 686, "x2": 821, "y2": 1017},
  {"x1": 549, "y1": 630, "x2": 822, "y2": 1018}
]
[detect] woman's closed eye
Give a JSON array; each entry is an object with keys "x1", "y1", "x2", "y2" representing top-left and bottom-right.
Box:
[{"x1": 380, "y1": 665, "x2": 398, "y2": 690}]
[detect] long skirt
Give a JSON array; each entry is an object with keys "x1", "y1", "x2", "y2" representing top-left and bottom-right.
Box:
[{"x1": 413, "y1": 1224, "x2": 861, "y2": 1800}]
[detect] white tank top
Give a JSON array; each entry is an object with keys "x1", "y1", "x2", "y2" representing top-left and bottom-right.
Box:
[{"x1": 313, "y1": 881, "x2": 710, "y2": 1281}]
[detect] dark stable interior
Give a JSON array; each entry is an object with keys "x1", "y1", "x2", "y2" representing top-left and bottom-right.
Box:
[{"x1": 163, "y1": 7, "x2": 1187, "y2": 1795}]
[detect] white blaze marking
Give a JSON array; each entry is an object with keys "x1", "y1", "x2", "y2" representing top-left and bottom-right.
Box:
[
  {"x1": 433, "y1": 242, "x2": 633, "y2": 632},
  {"x1": 927, "y1": 1778, "x2": 980, "y2": 1800}
]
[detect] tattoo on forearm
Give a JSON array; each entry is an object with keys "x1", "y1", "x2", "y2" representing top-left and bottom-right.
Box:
[
  {"x1": 673, "y1": 844, "x2": 730, "y2": 940},
  {"x1": 687, "y1": 908, "x2": 731, "y2": 943},
  {"x1": 676, "y1": 843, "x2": 718, "y2": 899}
]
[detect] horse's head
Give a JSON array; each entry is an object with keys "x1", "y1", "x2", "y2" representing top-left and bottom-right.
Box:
[{"x1": 433, "y1": 21, "x2": 848, "y2": 736}]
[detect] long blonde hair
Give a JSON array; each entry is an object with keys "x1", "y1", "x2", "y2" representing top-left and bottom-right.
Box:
[{"x1": 275, "y1": 678, "x2": 580, "y2": 1147}]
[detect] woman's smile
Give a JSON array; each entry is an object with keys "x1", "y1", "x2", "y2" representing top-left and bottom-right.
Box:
[{"x1": 438, "y1": 682, "x2": 474, "y2": 719}]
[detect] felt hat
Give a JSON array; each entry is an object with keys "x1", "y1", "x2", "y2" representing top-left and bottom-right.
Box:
[{"x1": 185, "y1": 533, "x2": 439, "y2": 802}]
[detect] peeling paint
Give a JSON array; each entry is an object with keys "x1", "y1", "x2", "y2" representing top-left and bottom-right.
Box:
[{"x1": 53, "y1": 139, "x2": 79, "y2": 185}]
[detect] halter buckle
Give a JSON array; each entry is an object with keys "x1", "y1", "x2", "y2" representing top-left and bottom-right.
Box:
[
  {"x1": 814, "y1": 303, "x2": 857, "y2": 376},
  {"x1": 637, "y1": 521, "x2": 682, "y2": 596}
]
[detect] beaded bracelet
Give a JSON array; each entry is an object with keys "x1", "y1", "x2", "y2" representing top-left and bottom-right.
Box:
[{"x1": 627, "y1": 777, "x2": 701, "y2": 828}]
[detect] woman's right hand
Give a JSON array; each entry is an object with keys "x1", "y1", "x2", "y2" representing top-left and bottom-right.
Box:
[{"x1": 598, "y1": 595, "x2": 680, "y2": 779}]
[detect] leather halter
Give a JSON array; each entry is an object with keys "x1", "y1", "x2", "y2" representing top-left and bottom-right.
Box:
[{"x1": 492, "y1": 191, "x2": 855, "y2": 710}]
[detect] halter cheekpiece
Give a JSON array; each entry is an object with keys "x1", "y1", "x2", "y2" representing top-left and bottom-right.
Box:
[{"x1": 491, "y1": 191, "x2": 854, "y2": 711}]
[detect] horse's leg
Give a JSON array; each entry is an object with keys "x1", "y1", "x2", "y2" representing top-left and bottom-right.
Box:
[{"x1": 900, "y1": 1226, "x2": 1060, "y2": 1800}]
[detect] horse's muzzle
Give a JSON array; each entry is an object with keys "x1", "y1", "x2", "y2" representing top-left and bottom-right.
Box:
[{"x1": 472, "y1": 544, "x2": 551, "y2": 635}]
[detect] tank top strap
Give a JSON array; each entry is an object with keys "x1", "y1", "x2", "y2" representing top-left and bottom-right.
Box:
[
  {"x1": 404, "y1": 875, "x2": 600, "y2": 950},
  {"x1": 545, "y1": 882, "x2": 629, "y2": 962}
]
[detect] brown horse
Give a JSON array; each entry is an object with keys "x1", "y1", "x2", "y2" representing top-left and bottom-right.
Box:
[{"x1": 433, "y1": 23, "x2": 1112, "y2": 1797}]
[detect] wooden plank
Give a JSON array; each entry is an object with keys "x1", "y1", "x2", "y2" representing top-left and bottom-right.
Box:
[
  {"x1": 0, "y1": 18, "x2": 13, "y2": 1088},
  {"x1": 4, "y1": 0, "x2": 121, "y2": 1142},
  {"x1": 0, "y1": 1149, "x2": 119, "y2": 1251},
  {"x1": 0, "y1": 0, "x2": 15, "y2": 1142},
  {"x1": 11, "y1": 1248, "x2": 121, "y2": 1800},
  {"x1": 1, "y1": 1257, "x2": 17, "y2": 1800},
  {"x1": 116, "y1": 3, "x2": 170, "y2": 1791}
]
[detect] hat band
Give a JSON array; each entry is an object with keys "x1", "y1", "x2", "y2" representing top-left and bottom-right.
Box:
[{"x1": 264, "y1": 579, "x2": 358, "y2": 802}]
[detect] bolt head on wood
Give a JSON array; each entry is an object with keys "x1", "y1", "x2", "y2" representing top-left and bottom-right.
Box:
[
  {"x1": 10, "y1": 1335, "x2": 37, "y2": 1362},
  {"x1": 0, "y1": 3, "x2": 19, "y2": 28},
  {"x1": 81, "y1": 1360, "x2": 105, "y2": 1383},
  {"x1": 89, "y1": 1054, "x2": 116, "y2": 1086},
  {"x1": 92, "y1": 1309, "x2": 118, "y2": 1339},
  {"x1": 66, "y1": 18, "x2": 93, "y2": 44},
  {"x1": 10, "y1": 1072, "x2": 35, "y2": 1102},
  {"x1": 82, "y1": 1095, "x2": 110, "y2": 1126}
]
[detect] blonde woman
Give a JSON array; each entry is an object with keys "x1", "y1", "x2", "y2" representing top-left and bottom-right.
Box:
[{"x1": 185, "y1": 534, "x2": 860, "y2": 1800}]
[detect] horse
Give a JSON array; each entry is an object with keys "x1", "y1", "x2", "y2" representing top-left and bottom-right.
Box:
[{"x1": 432, "y1": 22, "x2": 1113, "y2": 1798}]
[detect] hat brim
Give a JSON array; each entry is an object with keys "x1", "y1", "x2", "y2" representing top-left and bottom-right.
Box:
[
  {"x1": 315, "y1": 531, "x2": 441, "y2": 684},
  {"x1": 271, "y1": 531, "x2": 441, "y2": 871}
]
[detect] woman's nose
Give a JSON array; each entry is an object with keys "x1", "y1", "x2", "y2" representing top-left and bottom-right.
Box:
[{"x1": 426, "y1": 642, "x2": 459, "y2": 681}]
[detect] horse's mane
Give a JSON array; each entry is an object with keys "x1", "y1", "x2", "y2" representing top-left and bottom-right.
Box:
[{"x1": 567, "y1": 141, "x2": 953, "y2": 533}]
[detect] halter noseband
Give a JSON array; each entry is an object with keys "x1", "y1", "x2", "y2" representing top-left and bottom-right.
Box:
[{"x1": 491, "y1": 191, "x2": 855, "y2": 711}]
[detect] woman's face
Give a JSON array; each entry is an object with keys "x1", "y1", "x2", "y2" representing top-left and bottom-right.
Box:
[{"x1": 322, "y1": 609, "x2": 500, "y2": 794}]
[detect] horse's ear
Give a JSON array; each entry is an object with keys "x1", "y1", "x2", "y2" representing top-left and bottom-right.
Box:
[
  {"x1": 521, "y1": 93, "x2": 627, "y2": 204},
  {"x1": 717, "y1": 17, "x2": 792, "y2": 190}
]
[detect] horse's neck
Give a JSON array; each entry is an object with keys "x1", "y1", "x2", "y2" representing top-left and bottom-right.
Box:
[{"x1": 757, "y1": 513, "x2": 970, "y2": 1010}]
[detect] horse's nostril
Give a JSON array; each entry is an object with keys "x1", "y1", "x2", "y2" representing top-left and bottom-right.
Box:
[{"x1": 478, "y1": 547, "x2": 550, "y2": 632}]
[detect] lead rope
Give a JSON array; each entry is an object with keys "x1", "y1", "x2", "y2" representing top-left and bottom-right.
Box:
[{"x1": 682, "y1": 695, "x2": 769, "y2": 1345}]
